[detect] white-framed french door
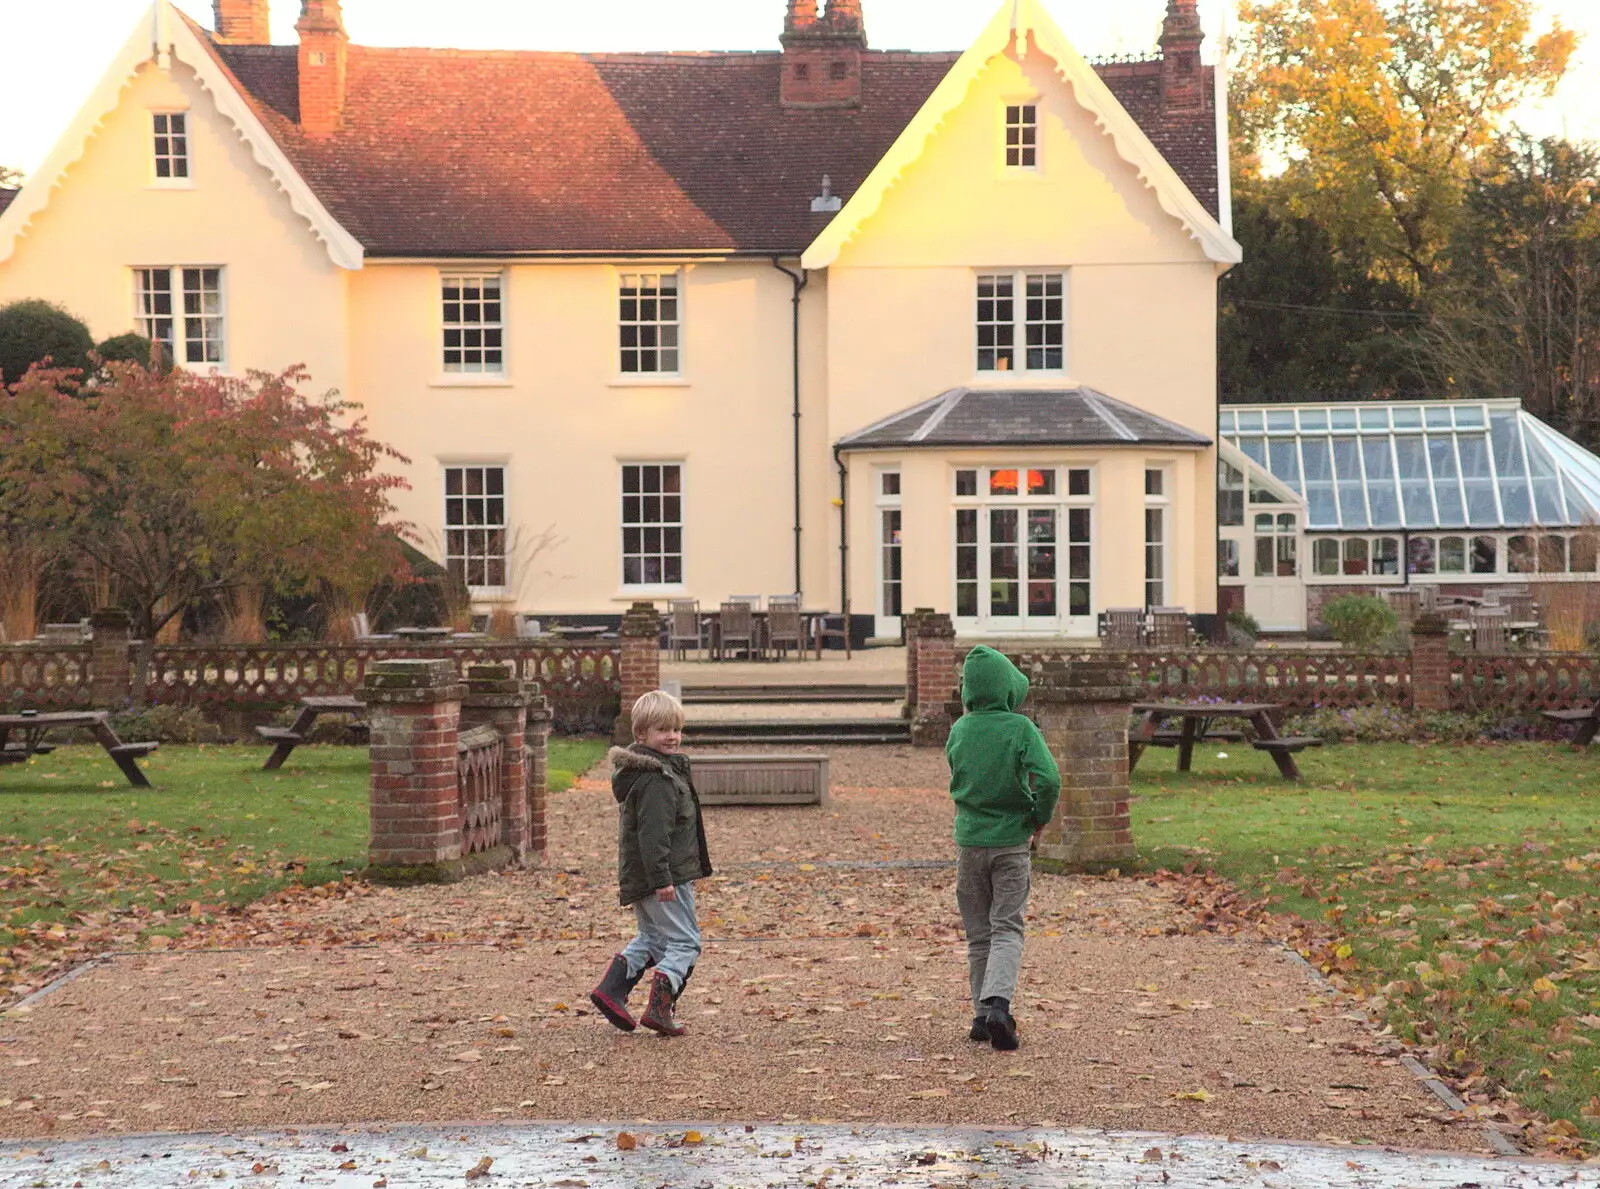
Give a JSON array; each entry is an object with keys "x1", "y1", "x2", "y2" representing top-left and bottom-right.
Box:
[
  {"x1": 953, "y1": 465, "x2": 1094, "y2": 636},
  {"x1": 876, "y1": 468, "x2": 903, "y2": 639}
]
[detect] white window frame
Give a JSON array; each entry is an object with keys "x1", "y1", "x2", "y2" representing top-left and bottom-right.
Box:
[
  {"x1": 974, "y1": 271, "x2": 1066, "y2": 376},
  {"x1": 1003, "y1": 100, "x2": 1040, "y2": 170},
  {"x1": 1144, "y1": 466, "x2": 1169, "y2": 608},
  {"x1": 617, "y1": 271, "x2": 683, "y2": 379},
  {"x1": 876, "y1": 468, "x2": 903, "y2": 631},
  {"x1": 439, "y1": 272, "x2": 506, "y2": 378},
  {"x1": 443, "y1": 463, "x2": 509, "y2": 593},
  {"x1": 620, "y1": 461, "x2": 685, "y2": 591},
  {"x1": 951, "y1": 464, "x2": 1093, "y2": 635},
  {"x1": 150, "y1": 111, "x2": 191, "y2": 186},
  {"x1": 132, "y1": 266, "x2": 225, "y2": 369}
]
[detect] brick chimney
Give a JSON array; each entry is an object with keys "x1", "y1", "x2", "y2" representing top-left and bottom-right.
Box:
[
  {"x1": 781, "y1": 0, "x2": 867, "y2": 110},
  {"x1": 1159, "y1": 0, "x2": 1207, "y2": 112},
  {"x1": 213, "y1": 0, "x2": 270, "y2": 43},
  {"x1": 296, "y1": 0, "x2": 349, "y2": 137}
]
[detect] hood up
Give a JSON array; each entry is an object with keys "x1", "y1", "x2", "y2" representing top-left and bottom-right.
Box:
[{"x1": 960, "y1": 645, "x2": 1029, "y2": 713}]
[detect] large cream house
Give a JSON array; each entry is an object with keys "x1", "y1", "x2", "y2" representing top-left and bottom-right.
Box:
[{"x1": 0, "y1": 0, "x2": 1239, "y2": 640}]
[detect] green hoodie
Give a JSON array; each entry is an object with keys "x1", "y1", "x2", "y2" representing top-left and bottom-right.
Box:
[{"x1": 945, "y1": 646, "x2": 1062, "y2": 848}]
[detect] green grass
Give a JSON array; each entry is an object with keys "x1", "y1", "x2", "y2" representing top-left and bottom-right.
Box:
[
  {"x1": 0, "y1": 738, "x2": 607, "y2": 954},
  {"x1": 1135, "y1": 742, "x2": 1600, "y2": 1145}
]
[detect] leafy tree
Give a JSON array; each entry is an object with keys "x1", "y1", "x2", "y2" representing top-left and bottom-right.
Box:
[
  {"x1": 0, "y1": 166, "x2": 20, "y2": 190},
  {"x1": 1222, "y1": 187, "x2": 1425, "y2": 399},
  {"x1": 1419, "y1": 137, "x2": 1600, "y2": 449},
  {"x1": 0, "y1": 299, "x2": 93, "y2": 383},
  {"x1": 93, "y1": 333, "x2": 168, "y2": 373},
  {"x1": 1234, "y1": 0, "x2": 1575, "y2": 292},
  {"x1": 0, "y1": 363, "x2": 412, "y2": 656}
]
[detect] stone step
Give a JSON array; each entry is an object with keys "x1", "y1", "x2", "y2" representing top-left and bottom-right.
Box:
[
  {"x1": 682, "y1": 718, "x2": 911, "y2": 745},
  {"x1": 679, "y1": 684, "x2": 905, "y2": 704}
]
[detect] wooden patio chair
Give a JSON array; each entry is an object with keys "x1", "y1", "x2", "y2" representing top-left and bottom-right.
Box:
[
  {"x1": 1470, "y1": 608, "x2": 1509, "y2": 653},
  {"x1": 1101, "y1": 607, "x2": 1145, "y2": 650},
  {"x1": 766, "y1": 596, "x2": 804, "y2": 661},
  {"x1": 719, "y1": 600, "x2": 760, "y2": 660},
  {"x1": 727, "y1": 594, "x2": 763, "y2": 610},
  {"x1": 812, "y1": 602, "x2": 853, "y2": 659},
  {"x1": 1147, "y1": 607, "x2": 1192, "y2": 649},
  {"x1": 666, "y1": 599, "x2": 703, "y2": 660}
]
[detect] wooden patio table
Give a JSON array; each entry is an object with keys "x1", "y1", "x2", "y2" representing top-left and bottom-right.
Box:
[
  {"x1": 256, "y1": 694, "x2": 365, "y2": 770},
  {"x1": 0, "y1": 711, "x2": 158, "y2": 787},
  {"x1": 1540, "y1": 703, "x2": 1600, "y2": 748},
  {"x1": 1129, "y1": 700, "x2": 1320, "y2": 781}
]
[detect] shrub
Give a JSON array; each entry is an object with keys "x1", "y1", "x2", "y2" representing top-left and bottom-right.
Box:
[
  {"x1": 1225, "y1": 609, "x2": 1260, "y2": 647},
  {"x1": 1284, "y1": 705, "x2": 1564, "y2": 743},
  {"x1": 1321, "y1": 594, "x2": 1399, "y2": 649},
  {"x1": 0, "y1": 299, "x2": 93, "y2": 383},
  {"x1": 93, "y1": 333, "x2": 169, "y2": 373},
  {"x1": 108, "y1": 705, "x2": 224, "y2": 745}
]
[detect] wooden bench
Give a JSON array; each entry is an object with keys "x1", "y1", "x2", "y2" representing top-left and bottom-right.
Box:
[
  {"x1": 106, "y1": 741, "x2": 159, "y2": 788},
  {"x1": 1147, "y1": 726, "x2": 1245, "y2": 747},
  {"x1": 1250, "y1": 736, "x2": 1322, "y2": 781},
  {"x1": 1540, "y1": 706, "x2": 1599, "y2": 747},
  {"x1": 257, "y1": 695, "x2": 365, "y2": 770},
  {"x1": 690, "y1": 754, "x2": 829, "y2": 807}
]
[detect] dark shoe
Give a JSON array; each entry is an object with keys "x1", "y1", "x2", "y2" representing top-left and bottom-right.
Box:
[
  {"x1": 968, "y1": 1015, "x2": 990, "y2": 1042},
  {"x1": 639, "y1": 971, "x2": 686, "y2": 1037},
  {"x1": 589, "y1": 955, "x2": 643, "y2": 1032},
  {"x1": 986, "y1": 1007, "x2": 1019, "y2": 1051}
]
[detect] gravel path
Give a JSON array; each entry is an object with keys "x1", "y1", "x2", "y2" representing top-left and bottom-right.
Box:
[{"x1": 0, "y1": 752, "x2": 1489, "y2": 1152}]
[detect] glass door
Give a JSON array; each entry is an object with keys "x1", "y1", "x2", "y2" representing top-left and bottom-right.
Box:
[
  {"x1": 876, "y1": 470, "x2": 903, "y2": 639},
  {"x1": 1245, "y1": 511, "x2": 1306, "y2": 630},
  {"x1": 953, "y1": 466, "x2": 1091, "y2": 635}
]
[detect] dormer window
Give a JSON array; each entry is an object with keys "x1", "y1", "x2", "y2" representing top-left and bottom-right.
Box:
[
  {"x1": 152, "y1": 112, "x2": 189, "y2": 181},
  {"x1": 1005, "y1": 103, "x2": 1038, "y2": 169}
]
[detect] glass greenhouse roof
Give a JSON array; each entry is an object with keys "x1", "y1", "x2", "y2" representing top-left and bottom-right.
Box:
[{"x1": 1221, "y1": 401, "x2": 1600, "y2": 532}]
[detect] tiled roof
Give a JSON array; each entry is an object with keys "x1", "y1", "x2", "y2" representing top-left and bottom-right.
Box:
[
  {"x1": 195, "y1": 23, "x2": 1218, "y2": 258},
  {"x1": 836, "y1": 388, "x2": 1213, "y2": 450},
  {"x1": 0, "y1": 190, "x2": 16, "y2": 218}
]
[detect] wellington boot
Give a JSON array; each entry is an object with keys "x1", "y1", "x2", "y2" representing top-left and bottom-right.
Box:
[
  {"x1": 639, "y1": 972, "x2": 686, "y2": 1037},
  {"x1": 589, "y1": 955, "x2": 644, "y2": 1032}
]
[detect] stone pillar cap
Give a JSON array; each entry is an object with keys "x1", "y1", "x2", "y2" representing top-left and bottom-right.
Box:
[
  {"x1": 364, "y1": 658, "x2": 466, "y2": 701},
  {"x1": 1029, "y1": 658, "x2": 1142, "y2": 703}
]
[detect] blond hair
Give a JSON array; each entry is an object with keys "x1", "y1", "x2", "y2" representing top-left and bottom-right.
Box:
[{"x1": 631, "y1": 689, "x2": 685, "y2": 739}]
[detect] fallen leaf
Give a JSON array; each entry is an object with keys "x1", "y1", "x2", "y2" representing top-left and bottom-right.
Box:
[
  {"x1": 615, "y1": 1132, "x2": 637, "y2": 1151},
  {"x1": 464, "y1": 1156, "x2": 493, "y2": 1180},
  {"x1": 908, "y1": 1088, "x2": 949, "y2": 1099},
  {"x1": 1173, "y1": 1089, "x2": 1213, "y2": 1102},
  {"x1": 682, "y1": 1130, "x2": 703, "y2": 1145}
]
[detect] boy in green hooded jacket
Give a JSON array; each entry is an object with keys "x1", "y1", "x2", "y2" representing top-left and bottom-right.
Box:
[{"x1": 945, "y1": 645, "x2": 1061, "y2": 1050}]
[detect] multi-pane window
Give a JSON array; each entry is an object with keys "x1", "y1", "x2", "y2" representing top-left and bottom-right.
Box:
[
  {"x1": 153, "y1": 113, "x2": 189, "y2": 180},
  {"x1": 976, "y1": 273, "x2": 1064, "y2": 373},
  {"x1": 441, "y1": 274, "x2": 504, "y2": 373},
  {"x1": 953, "y1": 466, "x2": 1090, "y2": 626},
  {"x1": 622, "y1": 463, "x2": 683, "y2": 586},
  {"x1": 878, "y1": 471, "x2": 902, "y2": 621},
  {"x1": 134, "y1": 267, "x2": 223, "y2": 366},
  {"x1": 619, "y1": 273, "x2": 680, "y2": 375},
  {"x1": 1005, "y1": 103, "x2": 1038, "y2": 168},
  {"x1": 444, "y1": 466, "x2": 507, "y2": 588},
  {"x1": 1145, "y1": 468, "x2": 1168, "y2": 608},
  {"x1": 1253, "y1": 512, "x2": 1298, "y2": 578}
]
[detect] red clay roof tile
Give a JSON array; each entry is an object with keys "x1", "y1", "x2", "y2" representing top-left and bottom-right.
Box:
[{"x1": 195, "y1": 23, "x2": 1218, "y2": 258}]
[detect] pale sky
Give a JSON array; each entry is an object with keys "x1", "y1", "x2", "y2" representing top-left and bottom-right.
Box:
[{"x1": 0, "y1": 0, "x2": 1595, "y2": 181}]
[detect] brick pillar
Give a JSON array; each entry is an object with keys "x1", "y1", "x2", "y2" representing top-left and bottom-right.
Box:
[
  {"x1": 615, "y1": 602, "x2": 662, "y2": 744},
  {"x1": 1033, "y1": 658, "x2": 1139, "y2": 874},
  {"x1": 1410, "y1": 613, "x2": 1451, "y2": 712},
  {"x1": 460, "y1": 663, "x2": 531, "y2": 863},
  {"x1": 88, "y1": 609, "x2": 133, "y2": 709},
  {"x1": 902, "y1": 608, "x2": 930, "y2": 719},
  {"x1": 525, "y1": 687, "x2": 552, "y2": 865},
  {"x1": 910, "y1": 612, "x2": 958, "y2": 747},
  {"x1": 364, "y1": 659, "x2": 466, "y2": 882}
]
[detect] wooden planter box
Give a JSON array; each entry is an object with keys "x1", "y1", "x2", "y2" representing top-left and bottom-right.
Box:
[{"x1": 690, "y1": 753, "x2": 829, "y2": 806}]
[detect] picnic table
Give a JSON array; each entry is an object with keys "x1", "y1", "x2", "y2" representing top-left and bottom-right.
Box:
[
  {"x1": 0, "y1": 711, "x2": 158, "y2": 787},
  {"x1": 1129, "y1": 701, "x2": 1321, "y2": 781},
  {"x1": 256, "y1": 695, "x2": 365, "y2": 770},
  {"x1": 1540, "y1": 704, "x2": 1599, "y2": 747}
]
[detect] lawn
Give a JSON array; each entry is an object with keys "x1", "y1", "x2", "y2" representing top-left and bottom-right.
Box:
[
  {"x1": 1134, "y1": 741, "x2": 1600, "y2": 1150},
  {"x1": 0, "y1": 739, "x2": 607, "y2": 989}
]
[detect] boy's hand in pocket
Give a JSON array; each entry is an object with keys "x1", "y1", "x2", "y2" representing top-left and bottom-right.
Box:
[{"x1": 655, "y1": 886, "x2": 677, "y2": 902}]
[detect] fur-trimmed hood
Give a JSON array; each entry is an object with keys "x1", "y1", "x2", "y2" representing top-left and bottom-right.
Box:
[{"x1": 608, "y1": 744, "x2": 691, "y2": 804}]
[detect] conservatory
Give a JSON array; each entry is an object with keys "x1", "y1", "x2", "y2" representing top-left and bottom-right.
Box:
[{"x1": 1217, "y1": 400, "x2": 1600, "y2": 632}]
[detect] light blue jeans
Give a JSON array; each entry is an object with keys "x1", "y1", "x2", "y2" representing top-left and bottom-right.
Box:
[{"x1": 621, "y1": 883, "x2": 701, "y2": 993}]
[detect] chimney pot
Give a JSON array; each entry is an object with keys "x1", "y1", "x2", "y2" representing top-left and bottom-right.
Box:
[
  {"x1": 213, "y1": 0, "x2": 270, "y2": 43},
  {"x1": 296, "y1": 0, "x2": 349, "y2": 137}
]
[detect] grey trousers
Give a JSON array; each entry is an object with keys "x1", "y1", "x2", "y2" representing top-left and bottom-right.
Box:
[{"x1": 956, "y1": 843, "x2": 1033, "y2": 1012}]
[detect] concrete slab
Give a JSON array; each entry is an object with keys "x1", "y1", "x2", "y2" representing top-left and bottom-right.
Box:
[{"x1": 0, "y1": 1123, "x2": 1583, "y2": 1188}]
